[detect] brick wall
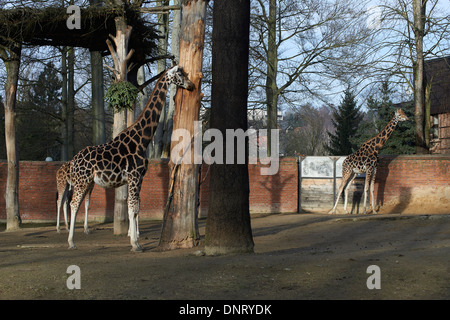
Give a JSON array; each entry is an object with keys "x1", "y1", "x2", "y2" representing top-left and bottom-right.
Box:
[
  {"x1": 300, "y1": 155, "x2": 449, "y2": 214},
  {"x1": 0, "y1": 155, "x2": 448, "y2": 222}
]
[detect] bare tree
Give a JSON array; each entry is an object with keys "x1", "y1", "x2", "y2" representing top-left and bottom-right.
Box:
[
  {"x1": 282, "y1": 104, "x2": 331, "y2": 156},
  {"x1": 370, "y1": 0, "x2": 450, "y2": 153},
  {"x1": 249, "y1": 0, "x2": 373, "y2": 155},
  {"x1": 0, "y1": 41, "x2": 22, "y2": 230}
]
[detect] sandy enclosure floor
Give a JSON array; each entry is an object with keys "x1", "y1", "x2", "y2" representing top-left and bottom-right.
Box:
[{"x1": 0, "y1": 213, "x2": 449, "y2": 300}]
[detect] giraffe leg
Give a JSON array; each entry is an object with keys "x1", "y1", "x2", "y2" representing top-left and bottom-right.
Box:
[
  {"x1": 363, "y1": 173, "x2": 371, "y2": 214},
  {"x1": 128, "y1": 178, "x2": 143, "y2": 252},
  {"x1": 129, "y1": 214, "x2": 140, "y2": 238},
  {"x1": 64, "y1": 186, "x2": 72, "y2": 231},
  {"x1": 344, "y1": 173, "x2": 357, "y2": 214},
  {"x1": 68, "y1": 183, "x2": 92, "y2": 249},
  {"x1": 83, "y1": 186, "x2": 94, "y2": 234},
  {"x1": 370, "y1": 171, "x2": 378, "y2": 214},
  {"x1": 329, "y1": 171, "x2": 351, "y2": 214},
  {"x1": 57, "y1": 184, "x2": 70, "y2": 233},
  {"x1": 56, "y1": 191, "x2": 63, "y2": 233}
]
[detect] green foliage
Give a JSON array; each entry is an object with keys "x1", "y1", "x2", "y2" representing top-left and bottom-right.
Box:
[
  {"x1": 326, "y1": 87, "x2": 363, "y2": 155},
  {"x1": 104, "y1": 81, "x2": 138, "y2": 113},
  {"x1": 353, "y1": 81, "x2": 415, "y2": 155}
]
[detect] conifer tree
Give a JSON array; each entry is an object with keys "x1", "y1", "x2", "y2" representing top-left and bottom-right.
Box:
[
  {"x1": 353, "y1": 81, "x2": 415, "y2": 154},
  {"x1": 326, "y1": 87, "x2": 362, "y2": 155}
]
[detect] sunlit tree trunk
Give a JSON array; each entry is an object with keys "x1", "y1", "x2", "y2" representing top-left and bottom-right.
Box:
[
  {"x1": 158, "y1": 0, "x2": 207, "y2": 250},
  {"x1": 0, "y1": 42, "x2": 22, "y2": 231}
]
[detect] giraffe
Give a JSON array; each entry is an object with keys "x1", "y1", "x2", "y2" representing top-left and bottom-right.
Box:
[
  {"x1": 56, "y1": 161, "x2": 92, "y2": 234},
  {"x1": 329, "y1": 108, "x2": 409, "y2": 215},
  {"x1": 67, "y1": 65, "x2": 194, "y2": 251}
]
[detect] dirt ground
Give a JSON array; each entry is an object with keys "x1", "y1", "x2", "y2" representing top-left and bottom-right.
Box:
[{"x1": 0, "y1": 213, "x2": 449, "y2": 300}]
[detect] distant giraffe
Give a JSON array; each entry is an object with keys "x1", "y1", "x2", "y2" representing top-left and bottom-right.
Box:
[
  {"x1": 56, "y1": 161, "x2": 92, "y2": 234},
  {"x1": 329, "y1": 109, "x2": 409, "y2": 214},
  {"x1": 67, "y1": 66, "x2": 194, "y2": 251}
]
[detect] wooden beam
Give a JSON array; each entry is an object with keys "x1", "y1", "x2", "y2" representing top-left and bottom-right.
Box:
[{"x1": 139, "y1": 5, "x2": 181, "y2": 14}]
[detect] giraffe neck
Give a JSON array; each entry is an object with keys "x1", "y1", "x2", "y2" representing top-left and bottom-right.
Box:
[
  {"x1": 372, "y1": 115, "x2": 399, "y2": 151},
  {"x1": 128, "y1": 71, "x2": 170, "y2": 151}
]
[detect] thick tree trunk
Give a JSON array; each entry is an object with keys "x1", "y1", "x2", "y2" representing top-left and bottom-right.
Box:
[
  {"x1": 205, "y1": 0, "x2": 254, "y2": 255},
  {"x1": 1, "y1": 42, "x2": 22, "y2": 231},
  {"x1": 158, "y1": 0, "x2": 207, "y2": 251},
  {"x1": 107, "y1": 16, "x2": 134, "y2": 235}
]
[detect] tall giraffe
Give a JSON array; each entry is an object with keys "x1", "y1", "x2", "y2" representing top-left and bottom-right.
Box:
[
  {"x1": 56, "y1": 161, "x2": 92, "y2": 234},
  {"x1": 329, "y1": 108, "x2": 409, "y2": 215},
  {"x1": 67, "y1": 65, "x2": 194, "y2": 251}
]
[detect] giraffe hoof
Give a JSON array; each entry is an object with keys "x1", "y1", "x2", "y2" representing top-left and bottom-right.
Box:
[
  {"x1": 84, "y1": 229, "x2": 91, "y2": 235},
  {"x1": 68, "y1": 245, "x2": 77, "y2": 250},
  {"x1": 131, "y1": 246, "x2": 143, "y2": 253}
]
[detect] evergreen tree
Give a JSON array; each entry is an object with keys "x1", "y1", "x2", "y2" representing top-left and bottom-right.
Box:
[
  {"x1": 353, "y1": 81, "x2": 415, "y2": 154},
  {"x1": 326, "y1": 87, "x2": 362, "y2": 155}
]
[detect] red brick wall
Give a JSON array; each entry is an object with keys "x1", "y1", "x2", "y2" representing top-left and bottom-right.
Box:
[
  {"x1": 374, "y1": 155, "x2": 449, "y2": 214},
  {"x1": 0, "y1": 155, "x2": 448, "y2": 222},
  {"x1": 248, "y1": 158, "x2": 298, "y2": 214}
]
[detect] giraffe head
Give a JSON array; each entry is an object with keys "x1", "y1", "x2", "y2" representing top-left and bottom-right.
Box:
[
  {"x1": 394, "y1": 108, "x2": 409, "y2": 122},
  {"x1": 167, "y1": 66, "x2": 195, "y2": 91}
]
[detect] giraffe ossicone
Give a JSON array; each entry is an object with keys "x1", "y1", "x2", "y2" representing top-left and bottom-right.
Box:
[
  {"x1": 65, "y1": 65, "x2": 194, "y2": 251},
  {"x1": 329, "y1": 108, "x2": 409, "y2": 215}
]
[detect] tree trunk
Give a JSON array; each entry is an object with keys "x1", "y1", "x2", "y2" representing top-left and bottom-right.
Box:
[
  {"x1": 265, "y1": 0, "x2": 278, "y2": 157},
  {"x1": 91, "y1": 50, "x2": 106, "y2": 145},
  {"x1": 106, "y1": 15, "x2": 134, "y2": 235},
  {"x1": 162, "y1": 0, "x2": 182, "y2": 159},
  {"x1": 67, "y1": 46, "x2": 75, "y2": 158},
  {"x1": 60, "y1": 46, "x2": 69, "y2": 161},
  {"x1": 413, "y1": 0, "x2": 428, "y2": 154},
  {"x1": 205, "y1": 0, "x2": 254, "y2": 255},
  {"x1": 149, "y1": 0, "x2": 169, "y2": 159},
  {"x1": 1, "y1": 42, "x2": 22, "y2": 231},
  {"x1": 158, "y1": 0, "x2": 207, "y2": 251}
]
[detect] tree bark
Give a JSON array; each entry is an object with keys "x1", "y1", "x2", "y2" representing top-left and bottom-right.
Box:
[
  {"x1": 149, "y1": 0, "x2": 170, "y2": 159},
  {"x1": 162, "y1": 0, "x2": 182, "y2": 159},
  {"x1": 60, "y1": 46, "x2": 69, "y2": 161},
  {"x1": 158, "y1": 0, "x2": 207, "y2": 251},
  {"x1": 67, "y1": 46, "x2": 75, "y2": 158},
  {"x1": 107, "y1": 16, "x2": 134, "y2": 235},
  {"x1": 413, "y1": 0, "x2": 428, "y2": 154},
  {"x1": 205, "y1": 0, "x2": 254, "y2": 255},
  {"x1": 265, "y1": 0, "x2": 278, "y2": 157},
  {"x1": 91, "y1": 50, "x2": 106, "y2": 145},
  {"x1": 1, "y1": 42, "x2": 22, "y2": 231}
]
